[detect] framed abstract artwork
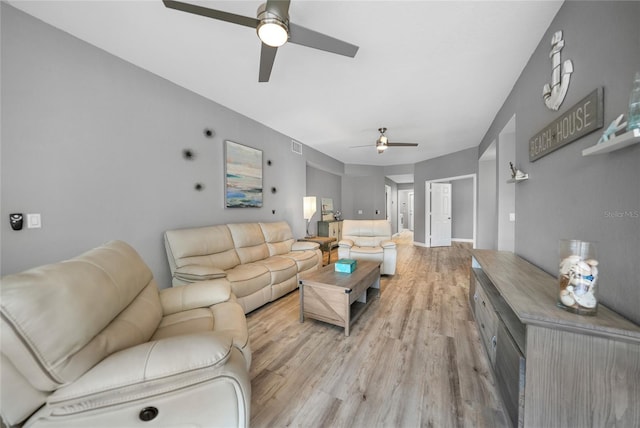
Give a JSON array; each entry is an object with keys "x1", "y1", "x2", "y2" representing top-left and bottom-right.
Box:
[{"x1": 225, "y1": 140, "x2": 263, "y2": 208}]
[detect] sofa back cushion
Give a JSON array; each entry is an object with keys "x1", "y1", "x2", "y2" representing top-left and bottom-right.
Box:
[
  {"x1": 342, "y1": 220, "x2": 392, "y2": 247},
  {"x1": 0, "y1": 240, "x2": 162, "y2": 393},
  {"x1": 259, "y1": 221, "x2": 295, "y2": 256},
  {"x1": 227, "y1": 223, "x2": 270, "y2": 264},
  {"x1": 165, "y1": 225, "x2": 240, "y2": 271}
]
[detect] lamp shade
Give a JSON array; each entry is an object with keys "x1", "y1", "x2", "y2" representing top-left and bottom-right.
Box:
[{"x1": 303, "y1": 196, "x2": 317, "y2": 220}]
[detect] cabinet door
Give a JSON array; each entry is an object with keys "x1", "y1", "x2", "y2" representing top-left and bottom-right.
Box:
[
  {"x1": 474, "y1": 283, "x2": 498, "y2": 365},
  {"x1": 495, "y1": 322, "x2": 525, "y2": 428}
]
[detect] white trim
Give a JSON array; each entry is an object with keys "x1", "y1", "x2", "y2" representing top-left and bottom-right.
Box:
[
  {"x1": 452, "y1": 238, "x2": 474, "y2": 243},
  {"x1": 425, "y1": 173, "x2": 477, "y2": 249}
]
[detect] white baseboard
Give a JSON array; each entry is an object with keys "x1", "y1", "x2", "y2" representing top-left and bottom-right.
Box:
[{"x1": 452, "y1": 238, "x2": 474, "y2": 243}]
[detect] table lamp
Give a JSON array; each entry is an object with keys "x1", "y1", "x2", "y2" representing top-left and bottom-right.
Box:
[{"x1": 303, "y1": 196, "x2": 317, "y2": 237}]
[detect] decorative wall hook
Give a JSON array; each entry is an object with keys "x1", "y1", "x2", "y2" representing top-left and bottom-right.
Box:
[
  {"x1": 203, "y1": 128, "x2": 214, "y2": 138},
  {"x1": 194, "y1": 183, "x2": 204, "y2": 191},
  {"x1": 182, "y1": 149, "x2": 195, "y2": 160}
]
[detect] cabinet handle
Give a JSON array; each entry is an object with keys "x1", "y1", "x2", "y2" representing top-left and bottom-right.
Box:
[
  {"x1": 491, "y1": 335, "x2": 497, "y2": 349},
  {"x1": 482, "y1": 300, "x2": 486, "y2": 307},
  {"x1": 481, "y1": 323, "x2": 485, "y2": 329}
]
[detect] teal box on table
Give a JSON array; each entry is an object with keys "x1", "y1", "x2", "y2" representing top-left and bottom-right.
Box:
[{"x1": 335, "y1": 259, "x2": 357, "y2": 273}]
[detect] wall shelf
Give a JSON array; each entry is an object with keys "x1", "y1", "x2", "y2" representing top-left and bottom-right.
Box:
[
  {"x1": 506, "y1": 174, "x2": 529, "y2": 184},
  {"x1": 582, "y1": 128, "x2": 640, "y2": 156}
]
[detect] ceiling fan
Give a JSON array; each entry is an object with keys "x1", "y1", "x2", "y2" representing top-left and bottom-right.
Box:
[
  {"x1": 162, "y1": 0, "x2": 359, "y2": 82},
  {"x1": 351, "y1": 128, "x2": 420, "y2": 154}
]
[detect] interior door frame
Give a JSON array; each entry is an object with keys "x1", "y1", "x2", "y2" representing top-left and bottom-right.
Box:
[{"x1": 424, "y1": 173, "x2": 477, "y2": 248}]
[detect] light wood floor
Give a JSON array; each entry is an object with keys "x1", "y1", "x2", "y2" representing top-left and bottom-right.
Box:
[{"x1": 246, "y1": 232, "x2": 510, "y2": 427}]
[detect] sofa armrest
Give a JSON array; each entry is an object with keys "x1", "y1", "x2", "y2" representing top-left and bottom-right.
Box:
[
  {"x1": 47, "y1": 332, "x2": 233, "y2": 412},
  {"x1": 174, "y1": 264, "x2": 227, "y2": 282},
  {"x1": 381, "y1": 240, "x2": 397, "y2": 249},
  {"x1": 291, "y1": 241, "x2": 320, "y2": 251},
  {"x1": 338, "y1": 239, "x2": 354, "y2": 248},
  {"x1": 160, "y1": 280, "x2": 231, "y2": 315}
]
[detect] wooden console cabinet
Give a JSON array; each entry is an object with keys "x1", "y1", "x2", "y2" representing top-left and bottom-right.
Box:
[
  {"x1": 317, "y1": 220, "x2": 342, "y2": 244},
  {"x1": 469, "y1": 250, "x2": 640, "y2": 428}
]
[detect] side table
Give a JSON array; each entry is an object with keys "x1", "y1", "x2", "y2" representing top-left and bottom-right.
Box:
[{"x1": 298, "y1": 236, "x2": 337, "y2": 265}]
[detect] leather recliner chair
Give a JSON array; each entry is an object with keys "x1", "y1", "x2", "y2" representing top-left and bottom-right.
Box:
[
  {"x1": 1, "y1": 240, "x2": 251, "y2": 428},
  {"x1": 338, "y1": 219, "x2": 397, "y2": 275}
]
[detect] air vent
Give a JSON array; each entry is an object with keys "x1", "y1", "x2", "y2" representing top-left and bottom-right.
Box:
[{"x1": 291, "y1": 140, "x2": 302, "y2": 155}]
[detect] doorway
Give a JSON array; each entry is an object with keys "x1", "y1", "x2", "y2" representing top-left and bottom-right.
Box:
[
  {"x1": 478, "y1": 141, "x2": 497, "y2": 249},
  {"x1": 408, "y1": 192, "x2": 414, "y2": 231},
  {"x1": 424, "y1": 174, "x2": 477, "y2": 248}
]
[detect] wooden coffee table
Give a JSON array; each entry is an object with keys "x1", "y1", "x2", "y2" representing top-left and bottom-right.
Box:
[{"x1": 299, "y1": 260, "x2": 381, "y2": 336}]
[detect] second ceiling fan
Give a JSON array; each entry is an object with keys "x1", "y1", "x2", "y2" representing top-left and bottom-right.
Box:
[
  {"x1": 163, "y1": 0, "x2": 359, "y2": 82},
  {"x1": 351, "y1": 128, "x2": 419, "y2": 154}
]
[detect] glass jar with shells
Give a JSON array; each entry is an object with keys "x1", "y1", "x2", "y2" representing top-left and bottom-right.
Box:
[{"x1": 557, "y1": 239, "x2": 598, "y2": 315}]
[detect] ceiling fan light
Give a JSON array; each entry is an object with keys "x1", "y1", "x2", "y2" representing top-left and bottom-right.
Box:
[
  {"x1": 379, "y1": 135, "x2": 388, "y2": 145},
  {"x1": 257, "y1": 19, "x2": 288, "y2": 47}
]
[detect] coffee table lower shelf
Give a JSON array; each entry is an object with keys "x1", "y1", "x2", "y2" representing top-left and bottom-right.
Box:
[{"x1": 299, "y1": 261, "x2": 381, "y2": 336}]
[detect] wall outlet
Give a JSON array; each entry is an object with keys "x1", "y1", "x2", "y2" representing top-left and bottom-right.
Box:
[
  {"x1": 27, "y1": 213, "x2": 42, "y2": 229},
  {"x1": 357, "y1": 210, "x2": 363, "y2": 215},
  {"x1": 509, "y1": 212, "x2": 516, "y2": 222}
]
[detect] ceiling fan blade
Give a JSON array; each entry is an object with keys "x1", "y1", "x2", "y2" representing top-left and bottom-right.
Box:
[
  {"x1": 163, "y1": 0, "x2": 259, "y2": 28},
  {"x1": 349, "y1": 144, "x2": 372, "y2": 149},
  {"x1": 288, "y1": 23, "x2": 359, "y2": 57},
  {"x1": 259, "y1": 44, "x2": 278, "y2": 82},
  {"x1": 387, "y1": 142, "x2": 419, "y2": 147}
]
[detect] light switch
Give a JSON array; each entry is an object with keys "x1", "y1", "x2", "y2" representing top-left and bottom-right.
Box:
[
  {"x1": 358, "y1": 210, "x2": 363, "y2": 215},
  {"x1": 509, "y1": 212, "x2": 516, "y2": 222},
  {"x1": 27, "y1": 213, "x2": 42, "y2": 229}
]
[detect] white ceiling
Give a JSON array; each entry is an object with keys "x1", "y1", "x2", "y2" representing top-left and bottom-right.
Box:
[{"x1": 8, "y1": 0, "x2": 563, "y2": 170}]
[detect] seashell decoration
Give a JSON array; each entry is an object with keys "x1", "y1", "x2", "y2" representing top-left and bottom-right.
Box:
[{"x1": 557, "y1": 240, "x2": 598, "y2": 315}]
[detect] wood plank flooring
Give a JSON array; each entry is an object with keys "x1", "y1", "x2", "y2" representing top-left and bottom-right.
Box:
[{"x1": 247, "y1": 232, "x2": 510, "y2": 427}]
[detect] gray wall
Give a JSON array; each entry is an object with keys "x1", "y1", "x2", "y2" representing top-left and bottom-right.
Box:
[
  {"x1": 341, "y1": 164, "x2": 386, "y2": 220},
  {"x1": 306, "y1": 165, "x2": 342, "y2": 235},
  {"x1": 0, "y1": 4, "x2": 338, "y2": 288},
  {"x1": 384, "y1": 178, "x2": 398, "y2": 235},
  {"x1": 478, "y1": 1, "x2": 640, "y2": 324},
  {"x1": 451, "y1": 178, "x2": 474, "y2": 240},
  {"x1": 414, "y1": 147, "x2": 479, "y2": 244},
  {"x1": 477, "y1": 153, "x2": 497, "y2": 249}
]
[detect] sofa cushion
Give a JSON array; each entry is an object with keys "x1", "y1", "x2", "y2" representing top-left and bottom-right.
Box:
[
  {"x1": 0, "y1": 241, "x2": 161, "y2": 390},
  {"x1": 281, "y1": 250, "x2": 318, "y2": 272},
  {"x1": 174, "y1": 264, "x2": 227, "y2": 282},
  {"x1": 225, "y1": 264, "x2": 271, "y2": 298},
  {"x1": 47, "y1": 332, "x2": 233, "y2": 413},
  {"x1": 227, "y1": 223, "x2": 270, "y2": 264},
  {"x1": 165, "y1": 225, "x2": 240, "y2": 271},
  {"x1": 259, "y1": 221, "x2": 295, "y2": 255},
  {"x1": 256, "y1": 256, "x2": 298, "y2": 284}
]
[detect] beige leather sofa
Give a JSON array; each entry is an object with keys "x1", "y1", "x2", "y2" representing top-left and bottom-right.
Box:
[
  {"x1": 164, "y1": 221, "x2": 321, "y2": 314},
  {"x1": 1, "y1": 241, "x2": 251, "y2": 428},
  {"x1": 338, "y1": 219, "x2": 397, "y2": 275}
]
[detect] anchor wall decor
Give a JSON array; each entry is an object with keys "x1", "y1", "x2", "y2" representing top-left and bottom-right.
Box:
[{"x1": 543, "y1": 31, "x2": 573, "y2": 111}]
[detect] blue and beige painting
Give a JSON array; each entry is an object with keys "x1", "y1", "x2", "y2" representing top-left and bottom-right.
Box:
[{"x1": 226, "y1": 141, "x2": 263, "y2": 208}]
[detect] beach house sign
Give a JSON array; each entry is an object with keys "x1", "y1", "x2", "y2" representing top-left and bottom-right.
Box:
[{"x1": 529, "y1": 88, "x2": 603, "y2": 162}]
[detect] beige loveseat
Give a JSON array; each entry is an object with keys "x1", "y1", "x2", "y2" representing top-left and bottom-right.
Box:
[
  {"x1": 1, "y1": 241, "x2": 251, "y2": 428},
  {"x1": 338, "y1": 219, "x2": 397, "y2": 275},
  {"x1": 164, "y1": 221, "x2": 322, "y2": 314}
]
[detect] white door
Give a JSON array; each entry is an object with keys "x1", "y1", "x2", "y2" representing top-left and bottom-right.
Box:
[
  {"x1": 408, "y1": 192, "x2": 414, "y2": 231},
  {"x1": 430, "y1": 182, "x2": 452, "y2": 247}
]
